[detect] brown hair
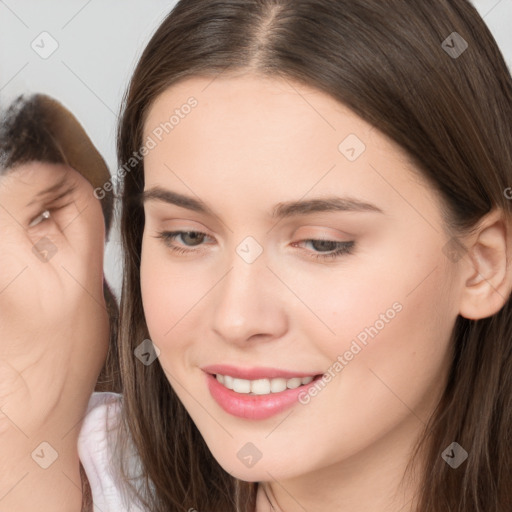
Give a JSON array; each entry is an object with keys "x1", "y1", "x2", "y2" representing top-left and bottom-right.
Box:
[{"x1": 116, "y1": 1, "x2": 512, "y2": 510}]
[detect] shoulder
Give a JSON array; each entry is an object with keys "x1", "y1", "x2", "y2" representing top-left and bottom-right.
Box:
[
  {"x1": 78, "y1": 392, "x2": 146, "y2": 512},
  {"x1": 78, "y1": 392, "x2": 122, "y2": 463},
  {"x1": 80, "y1": 391, "x2": 122, "y2": 435}
]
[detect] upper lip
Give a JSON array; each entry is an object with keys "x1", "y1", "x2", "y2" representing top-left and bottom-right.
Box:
[{"x1": 201, "y1": 364, "x2": 320, "y2": 380}]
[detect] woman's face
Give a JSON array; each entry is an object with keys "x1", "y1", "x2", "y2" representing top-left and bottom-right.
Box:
[{"x1": 140, "y1": 73, "x2": 464, "y2": 482}]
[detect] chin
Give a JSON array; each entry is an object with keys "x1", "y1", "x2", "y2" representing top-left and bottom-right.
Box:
[
  {"x1": 205, "y1": 440, "x2": 297, "y2": 483},
  {"x1": 218, "y1": 459, "x2": 268, "y2": 483}
]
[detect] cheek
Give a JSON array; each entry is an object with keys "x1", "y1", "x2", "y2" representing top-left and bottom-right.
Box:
[
  {"x1": 140, "y1": 242, "x2": 167, "y2": 338},
  {"x1": 273, "y1": 249, "x2": 407, "y2": 357},
  {"x1": 140, "y1": 237, "x2": 204, "y2": 349},
  {"x1": 315, "y1": 253, "x2": 456, "y2": 422},
  {"x1": 313, "y1": 237, "x2": 455, "y2": 350},
  {"x1": 291, "y1": 239, "x2": 457, "y2": 391},
  {"x1": 77, "y1": 197, "x2": 107, "y2": 290},
  {"x1": 87, "y1": 200, "x2": 106, "y2": 254}
]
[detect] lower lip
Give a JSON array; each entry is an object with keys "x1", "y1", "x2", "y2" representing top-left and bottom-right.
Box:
[{"x1": 205, "y1": 373, "x2": 320, "y2": 420}]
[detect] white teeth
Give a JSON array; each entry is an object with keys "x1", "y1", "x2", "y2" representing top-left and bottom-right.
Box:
[
  {"x1": 232, "y1": 378, "x2": 251, "y2": 394},
  {"x1": 223, "y1": 375, "x2": 234, "y2": 390},
  {"x1": 286, "y1": 377, "x2": 302, "y2": 389},
  {"x1": 215, "y1": 374, "x2": 316, "y2": 395},
  {"x1": 270, "y1": 378, "x2": 287, "y2": 393},
  {"x1": 251, "y1": 379, "x2": 271, "y2": 395}
]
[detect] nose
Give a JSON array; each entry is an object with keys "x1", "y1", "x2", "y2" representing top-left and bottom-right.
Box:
[{"x1": 210, "y1": 246, "x2": 289, "y2": 346}]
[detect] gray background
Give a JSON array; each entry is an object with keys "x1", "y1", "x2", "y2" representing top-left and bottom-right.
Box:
[{"x1": 0, "y1": 0, "x2": 511, "y2": 297}]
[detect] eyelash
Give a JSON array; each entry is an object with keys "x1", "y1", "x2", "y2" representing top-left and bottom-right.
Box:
[{"x1": 155, "y1": 231, "x2": 355, "y2": 261}]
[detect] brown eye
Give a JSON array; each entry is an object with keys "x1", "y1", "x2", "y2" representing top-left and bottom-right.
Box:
[
  {"x1": 309, "y1": 239, "x2": 340, "y2": 252},
  {"x1": 293, "y1": 239, "x2": 355, "y2": 261},
  {"x1": 179, "y1": 231, "x2": 207, "y2": 246},
  {"x1": 155, "y1": 230, "x2": 213, "y2": 255}
]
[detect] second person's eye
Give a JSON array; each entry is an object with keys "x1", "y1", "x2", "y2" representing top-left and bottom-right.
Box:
[{"x1": 28, "y1": 210, "x2": 51, "y2": 228}]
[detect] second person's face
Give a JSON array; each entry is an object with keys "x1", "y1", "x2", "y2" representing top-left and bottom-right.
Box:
[{"x1": 0, "y1": 162, "x2": 108, "y2": 437}]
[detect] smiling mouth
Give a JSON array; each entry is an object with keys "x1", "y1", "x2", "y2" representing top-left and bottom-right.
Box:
[{"x1": 213, "y1": 373, "x2": 323, "y2": 395}]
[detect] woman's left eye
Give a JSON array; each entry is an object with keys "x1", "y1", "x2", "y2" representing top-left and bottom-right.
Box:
[
  {"x1": 293, "y1": 239, "x2": 355, "y2": 260},
  {"x1": 155, "y1": 230, "x2": 354, "y2": 260}
]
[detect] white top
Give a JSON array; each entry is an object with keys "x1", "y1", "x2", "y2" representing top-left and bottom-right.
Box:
[{"x1": 78, "y1": 392, "x2": 145, "y2": 512}]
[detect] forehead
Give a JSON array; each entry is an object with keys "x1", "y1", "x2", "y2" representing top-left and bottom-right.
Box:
[
  {"x1": 141, "y1": 74, "x2": 441, "y2": 224},
  {"x1": 0, "y1": 162, "x2": 87, "y2": 193},
  {"x1": 144, "y1": 73, "x2": 373, "y2": 146},
  {"x1": 144, "y1": 74, "x2": 410, "y2": 168}
]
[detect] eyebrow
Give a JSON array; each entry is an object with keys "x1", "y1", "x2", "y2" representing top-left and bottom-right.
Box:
[
  {"x1": 142, "y1": 186, "x2": 384, "y2": 219},
  {"x1": 26, "y1": 179, "x2": 74, "y2": 207}
]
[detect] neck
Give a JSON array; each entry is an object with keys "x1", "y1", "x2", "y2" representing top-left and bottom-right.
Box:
[
  {"x1": 0, "y1": 405, "x2": 87, "y2": 511},
  {"x1": 255, "y1": 412, "x2": 426, "y2": 512}
]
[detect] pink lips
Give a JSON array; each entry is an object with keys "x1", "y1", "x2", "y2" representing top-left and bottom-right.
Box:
[{"x1": 202, "y1": 364, "x2": 321, "y2": 420}]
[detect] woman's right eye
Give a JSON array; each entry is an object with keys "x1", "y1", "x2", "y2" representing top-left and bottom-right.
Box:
[{"x1": 155, "y1": 230, "x2": 211, "y2": 255}]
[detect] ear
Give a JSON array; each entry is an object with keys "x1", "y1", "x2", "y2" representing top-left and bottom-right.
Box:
[{"x1": 458, "y1": 209, "x2": 512, "y2": 320}]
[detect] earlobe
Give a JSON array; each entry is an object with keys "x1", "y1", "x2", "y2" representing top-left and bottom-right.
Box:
[{"x1": 458, "y1": 209, "x2": 512, "y2": 320}]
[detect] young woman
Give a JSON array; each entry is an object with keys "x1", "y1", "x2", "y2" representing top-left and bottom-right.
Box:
[
  {"x1": 111, "y1": 0, "x2": 512, "y2": 510},
  {"x1": 0, "y1": 94, "x2": 118, "y2": 512}
]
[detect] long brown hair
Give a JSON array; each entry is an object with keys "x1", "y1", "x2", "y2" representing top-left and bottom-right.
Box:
[{"x1": 116, "y1": 1, "x2": 512, "y2": 510}]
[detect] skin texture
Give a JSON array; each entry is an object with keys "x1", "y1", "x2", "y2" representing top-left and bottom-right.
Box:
[
  {"x1": 140, "y1": 74, "x2": 512, "y2": 512},
  {"x1": 0, "y1": 163, "x2": 108, "y2": 512}
]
